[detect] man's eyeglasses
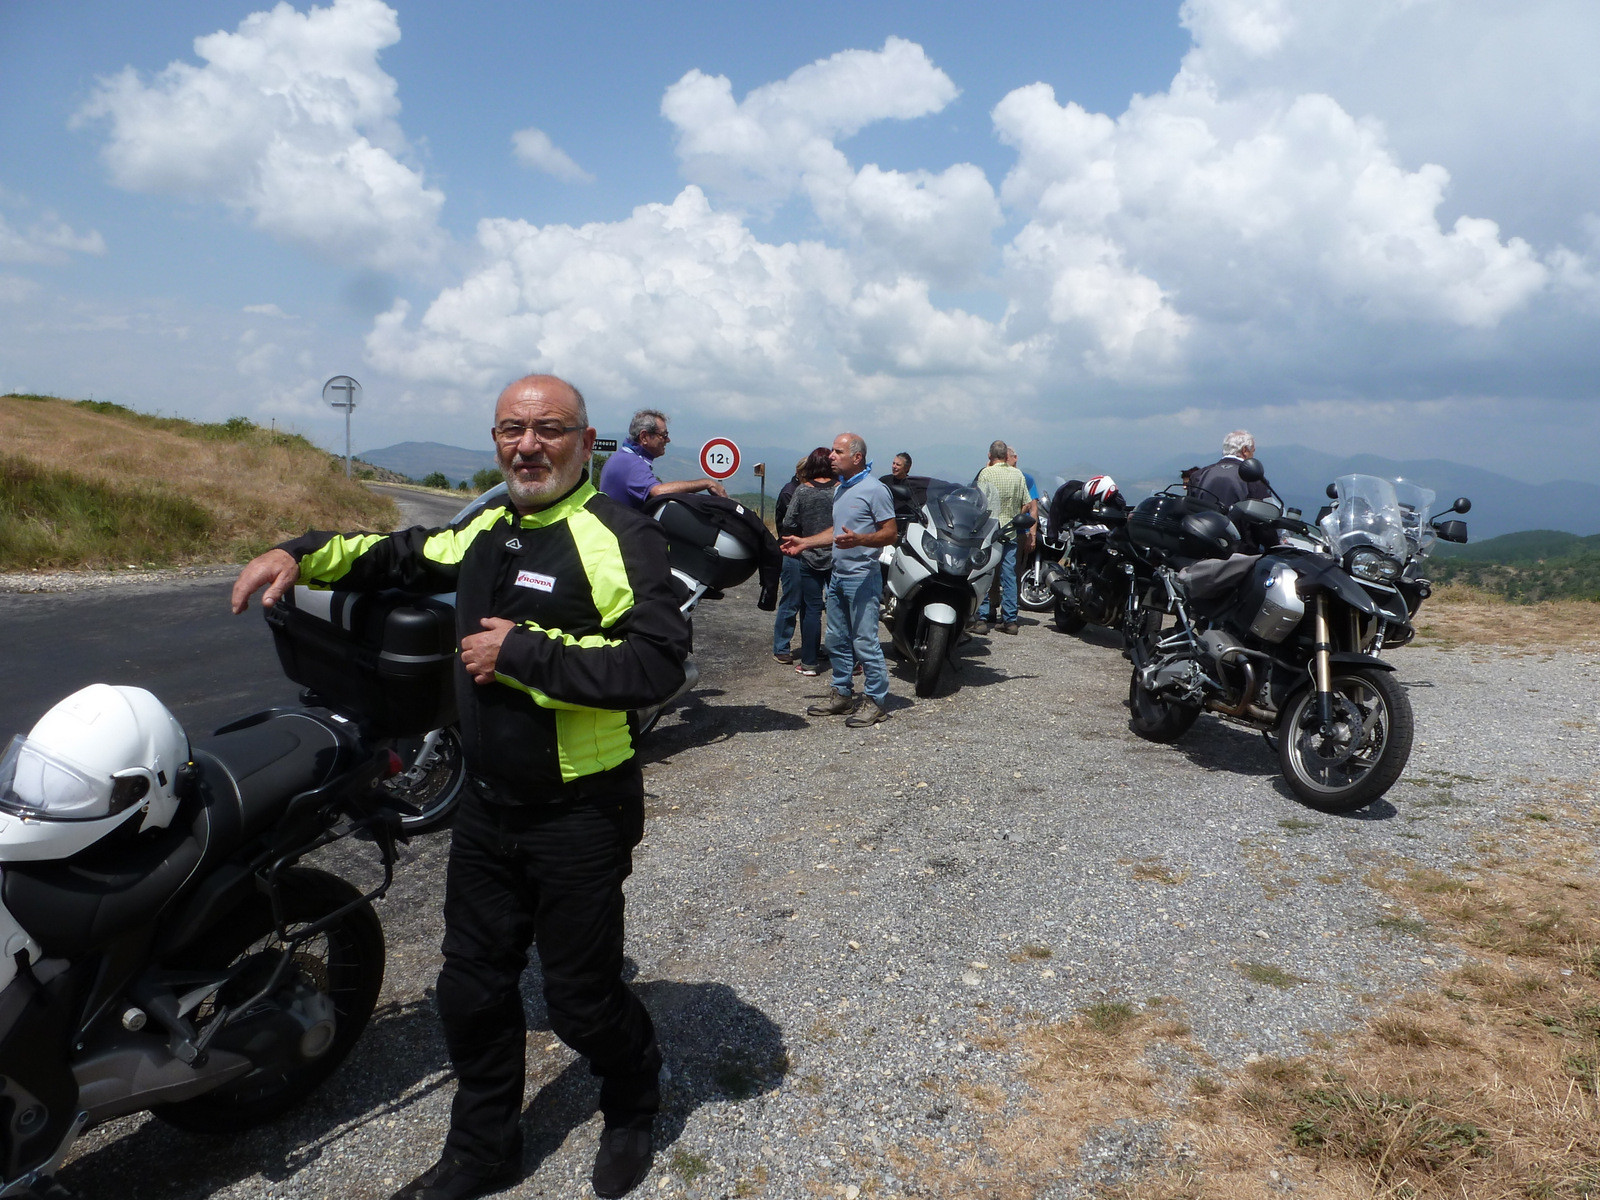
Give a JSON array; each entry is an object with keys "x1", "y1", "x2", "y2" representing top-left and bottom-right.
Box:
[
  {"x1": 492, "y1": 421, "x2": 586, "y2": 446},
  {"x1": 642, "y1": 426, "x2": 669, "y2": 441}
]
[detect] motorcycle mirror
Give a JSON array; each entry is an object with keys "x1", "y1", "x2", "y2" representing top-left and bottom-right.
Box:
[
  {"x1": 1014, "y1": 513, "x2": 1037, "y2": 531},
  {"x1": 1451, "y1": 497, "x2": 1472, "y2": 514},
  {"x1": 1326, "y1": 482, "x2": 1339, "y2": 500},
  {"x1": 1238, "y1": 457, "x2": 1265, "y2": 483}
]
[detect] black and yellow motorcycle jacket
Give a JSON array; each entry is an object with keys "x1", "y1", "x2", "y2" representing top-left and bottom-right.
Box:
[{"x1": 278, "y1": 475, "x2": 690, "y2": 795}]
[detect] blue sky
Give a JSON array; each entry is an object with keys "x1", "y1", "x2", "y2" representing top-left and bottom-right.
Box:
[{"x1": 3, "y1": 0, "x2": 1599, "y2": 487}]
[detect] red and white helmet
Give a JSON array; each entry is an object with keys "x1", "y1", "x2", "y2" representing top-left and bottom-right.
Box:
[{"x1": 1084, "y1": 475, "x2": 1120, "y2": 506}]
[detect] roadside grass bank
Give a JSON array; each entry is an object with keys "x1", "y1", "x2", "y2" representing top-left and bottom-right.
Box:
[
  {"x1": 1413, "y1": 583, "x2": 1600, "y2": 650},
  {"x1": 0, "y1": 393, "x2": 396, "y2": 569},
  {"x1": 896, "y1": 790, "x2": 1600, "y2": 1199}
]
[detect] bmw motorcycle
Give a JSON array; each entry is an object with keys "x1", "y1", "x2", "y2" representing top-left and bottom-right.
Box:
[
  {"x1": 1124, "y1": 464, "x2": 1419, "y2": 813},
  {"x1": 0, "y1": 682, "x2": 404, "y2": 1199},
  {"x1": 1016, "y1": 500, "x2": 1062, "y2": 613},
  {"x1": 881, "y1": 481, "x2": 1034, "y2": 697}
]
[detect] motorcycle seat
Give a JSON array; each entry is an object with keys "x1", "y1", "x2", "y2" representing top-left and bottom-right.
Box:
[{"x1": 0, "y1": 714, "x2": 344, "y2": 959}]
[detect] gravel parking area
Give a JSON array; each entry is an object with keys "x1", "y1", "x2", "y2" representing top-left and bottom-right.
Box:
[{"x1": 51, "y1": 582, "x2": 1600, "y2": 1199}]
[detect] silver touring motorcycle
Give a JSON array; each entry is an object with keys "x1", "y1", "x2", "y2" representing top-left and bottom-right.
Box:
[{"x1": 1124, "y1": 463, "x2": 1438, "y2": 812}]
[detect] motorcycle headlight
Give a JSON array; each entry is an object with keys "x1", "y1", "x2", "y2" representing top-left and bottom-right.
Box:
[
  {"x1": 1345, "y1": 547, "x2": 1400, "y2": 582},
  {"x1": 919, "y1": 531, "x2": 940, "y2": 562}
]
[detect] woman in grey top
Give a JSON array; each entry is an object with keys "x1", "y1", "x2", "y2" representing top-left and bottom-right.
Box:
[{"x1": 780, "y1": 447, "x2": 836, "y2": 675}]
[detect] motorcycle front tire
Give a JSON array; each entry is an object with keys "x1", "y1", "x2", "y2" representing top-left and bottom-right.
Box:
[
  {"x1": 1277, "y1": 667, "x2": 1414, "y2": 813},
  {"x1": 1054, "y1": 599, "x2": 1088, "y2": 634},
  {"x1": 915, "y1": 623, "x2": 951, "y2": 697},
  {"x1": 1018, "y1": 566, "x2": 1055, "y2": 612},
  {"x1": 152, "y1": 868, "x2": 385, "y2": 1134},
  {"x1": 1127, "y1": 670, "x2": 1200, "y2": 743}
]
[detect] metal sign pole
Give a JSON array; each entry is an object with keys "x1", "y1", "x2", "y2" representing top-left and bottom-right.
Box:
[
  {"x1": 322, "y1": 375, "x2": 362, "y2": 480},
  {"x1": 345, "y1": 406, "x2": 352, "y2": 477}
]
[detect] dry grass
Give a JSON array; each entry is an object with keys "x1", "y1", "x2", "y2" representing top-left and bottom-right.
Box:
[
  {"x1": 0, "y1": 394, "x2": 396, "y2": 568},
  {"x1": 895, "y1": 795, "x2": 1600, "y2": 1200},
  {"x1": 1412, "y1": 583, "x2": 1600, "y2": 649}
]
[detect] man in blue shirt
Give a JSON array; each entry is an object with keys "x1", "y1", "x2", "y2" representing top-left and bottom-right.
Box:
[
  {"x1": 779, "y1": 433, "x2": 898, "y2": 727},
  {"x1": 599, "y1": 408, "x2": 728, "y2": 509}
]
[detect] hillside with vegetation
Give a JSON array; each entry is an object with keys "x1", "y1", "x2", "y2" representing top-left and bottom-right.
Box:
[
  {"x1": 1428, "y1": 528, "x2": 1600, "y2": 602},
  {"x1": 1, "y1": 393, "x2": 398, "y2": 570}
]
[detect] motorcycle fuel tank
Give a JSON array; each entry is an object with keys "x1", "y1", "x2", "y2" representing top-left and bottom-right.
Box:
[{"x1": 1248, "y1": 562, "x2": 1304, "y2": 643}]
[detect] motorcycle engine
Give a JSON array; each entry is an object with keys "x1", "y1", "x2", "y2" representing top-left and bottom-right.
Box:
[{"x1": 1198, "y1": 629, "x2": 1245, "y2": 671}]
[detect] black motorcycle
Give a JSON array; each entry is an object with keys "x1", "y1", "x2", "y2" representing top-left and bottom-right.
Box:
[
  {"x1": 1047, "y1": 481, "x2": 1143, "y2": 637},
  {"x1": 0, "y1": 678, "x2": 422, "y2": 1196},
  {"x1": 1123, "y1": 463, "x2": 1418, "y2": 813}
]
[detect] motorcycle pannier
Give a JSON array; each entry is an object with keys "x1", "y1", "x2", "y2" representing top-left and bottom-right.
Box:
[
  {"x1": 648, "y1": 499, "x2": 760, "y2": 590},
  {"x1": 264, "y1": 587, "x2": 457, "y2": 736}
]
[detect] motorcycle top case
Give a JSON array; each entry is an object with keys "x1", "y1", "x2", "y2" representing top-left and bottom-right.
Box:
[
  {"x1": 648, "y1": 498, "x2": 760, "y2": 590},
  {"x1": 264, "y1": 586, "x2": 458, "y2": 736},
  {"x1": 1128, "y1": 493, "x2": 1235, "y2": 561}
]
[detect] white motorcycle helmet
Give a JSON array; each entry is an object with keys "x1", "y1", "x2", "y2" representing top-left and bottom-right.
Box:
[
  {"x1": 1084, "y1": 475, "x2": 1120, "y2": 507},
  {"x1": 0, "y1": 684, "x2": 191, "y2": 862}
]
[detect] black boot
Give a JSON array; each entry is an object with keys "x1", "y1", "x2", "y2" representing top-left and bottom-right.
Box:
[
  {"x1": 591, "y1": 1126, "x2": 654, "y2": 1198},
  {"x1": 389, "y1": 1152, "x2": 520, "y2": 1200}
]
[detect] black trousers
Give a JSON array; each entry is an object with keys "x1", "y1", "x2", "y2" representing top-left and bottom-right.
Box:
[{"x1": 436, "y1": 771, "x2": 659, "y2": 1169}]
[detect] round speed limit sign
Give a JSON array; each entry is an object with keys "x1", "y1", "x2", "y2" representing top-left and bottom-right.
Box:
[{"x1": 699, "y1": 437, "x2": 741, "y2": 480}]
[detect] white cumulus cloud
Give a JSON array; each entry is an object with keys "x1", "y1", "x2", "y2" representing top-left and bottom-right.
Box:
[
  {"x1": 74, "y1": 0, "x2": 444, "y2": 272},
  {"x1": 511, "y1": 127, "x2": 594, "y2": 184}
]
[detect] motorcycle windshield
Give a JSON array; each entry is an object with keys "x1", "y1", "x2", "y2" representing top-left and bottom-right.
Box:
[
  {"x1": 1392, "y1": 478, "x2": 1437, "y2": 558},
  {"x1": 924, "y1": 482, "x2": 998, "y2": 547},
  {"x1": 1318, "y1": 474, "x2": 1408, "y2": 560}
]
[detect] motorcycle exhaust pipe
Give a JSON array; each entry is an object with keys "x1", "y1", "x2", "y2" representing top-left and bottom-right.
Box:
[{"x1": 1204, "y1": 655, "x2": 1259, "y2": 718}]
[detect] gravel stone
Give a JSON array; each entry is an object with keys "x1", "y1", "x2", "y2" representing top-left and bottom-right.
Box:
[{"x1": 19, "y1": 575, "x2": 1595, "y2": 1199}]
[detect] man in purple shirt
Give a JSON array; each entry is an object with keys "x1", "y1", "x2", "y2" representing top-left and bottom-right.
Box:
[{"x1": 599, "y1": 409, "x2": 728, "y2": 510}]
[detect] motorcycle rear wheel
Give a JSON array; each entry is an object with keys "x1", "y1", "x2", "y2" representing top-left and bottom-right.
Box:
[
  {"x1": 1018, "y1": 565, "x2": 1055, "y2": 612},
  {"x1": 379, "y1": 726, "x2": 464, "y2": 835},
  {"x1": 1127, "y1": 671, "x2": 1201, "y2": 743},
  {"x1": 915, "y1": 623, "x2": 951, "y2": 697},
  {"x1": 1277, "y1": 668, "x2": 1414, "y2": 813},
  {"x1": 152, "y1": 868, "x2": 385, "y2": 1134}
]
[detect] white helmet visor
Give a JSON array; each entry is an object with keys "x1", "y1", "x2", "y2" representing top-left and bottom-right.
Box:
[{"x1": 0, "y1": 734, "x2": 148, "y2": 821}]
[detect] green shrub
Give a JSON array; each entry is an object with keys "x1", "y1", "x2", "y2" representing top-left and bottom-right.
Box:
[
  {"x1": 420, "y1": 471, "x2": 450, "y2": 489},
  {"x1": 471, "y1": 467, "x2": 502, "y2": 492}
]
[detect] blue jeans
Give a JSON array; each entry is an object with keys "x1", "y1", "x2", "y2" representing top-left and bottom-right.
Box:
[
  {"x1": 772, "y1": 555, "x2": 803, "y2": 656},
  {"x1": 798, "y1": 563, "x2": 829, "y2": 668},
  {"x1": 979, "y1": 540, "x2": 1018, "y2": 624},
  {"x1": 826, "y1": 569, "x2": 889, "y2": 704}
]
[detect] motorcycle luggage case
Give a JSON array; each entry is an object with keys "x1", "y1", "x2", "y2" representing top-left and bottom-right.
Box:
[
  {"x1": 648, "y1": 499, "x2": 760, "y2": 590},
  {"x1": 1128, "y1": 493, "x2": 1232, "y2": 560},
  {"x1": 264, "y1": 587, "x2": 457, "y2": 736}
]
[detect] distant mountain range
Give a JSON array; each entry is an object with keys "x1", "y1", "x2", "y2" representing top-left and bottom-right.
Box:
[
  {"x1": 358, "y1": 441, "x2": 497, "y2": 485},
  {"x1": 361, "y1": 439, "x2": 1600, "y2": 540}
]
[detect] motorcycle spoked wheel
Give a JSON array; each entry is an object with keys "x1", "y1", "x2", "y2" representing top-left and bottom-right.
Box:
[
  {"x1": 151, "y1": 868, "x2": 385, "y2": 1134},
  {"x1": 378, "y1": 726, "x2": 464, "y2": 835},
  {"x1": 1126, "y1": 670, "x2": 1201, "y2": 743},
  {"x1": 1018, "y1": 564, "x2": 1055, "y2": 612},
  {"x1": 1276, "y1": 668, "x2": 1414, "y2": 813},
  {"x1": 915, "y1": 623, "x2": 951, "y2": 697}
]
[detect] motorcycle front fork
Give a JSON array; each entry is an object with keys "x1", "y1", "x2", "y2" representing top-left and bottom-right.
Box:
[{"x1": 1312, "y1": 594, "x2": 1335, "y2": 730}]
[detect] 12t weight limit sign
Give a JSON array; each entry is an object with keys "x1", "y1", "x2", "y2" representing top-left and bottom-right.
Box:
[{"x1": 699, "y1": 438, "x2": 740, "y2": 480}]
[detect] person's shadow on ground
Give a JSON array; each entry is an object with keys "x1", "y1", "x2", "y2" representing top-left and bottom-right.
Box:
[
  {"x1": 514, "y1": 972, "x2": 788, "y2": 1175},
  {"x1": 57, "y1": 973, "x2": 785, "y2": 1198}
]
